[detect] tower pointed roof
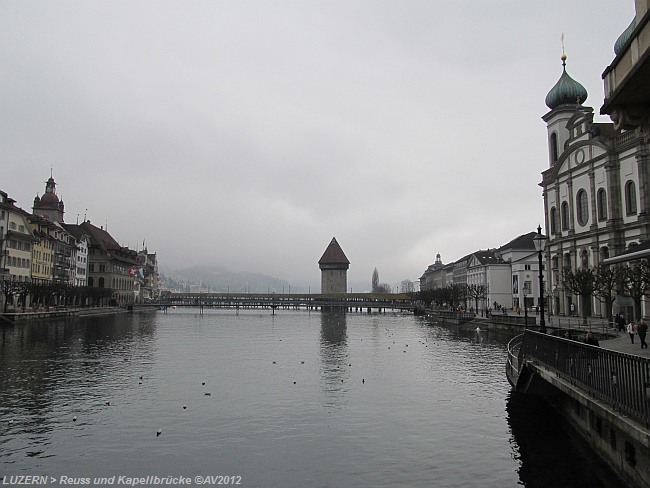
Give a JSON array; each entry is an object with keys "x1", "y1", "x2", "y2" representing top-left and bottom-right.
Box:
[
  {"x1": 318, "y1": 237, "x2": 350, "y2": 265},
  {"x1": 545, "y1": 54, "x2": 588, "y2": 109}
]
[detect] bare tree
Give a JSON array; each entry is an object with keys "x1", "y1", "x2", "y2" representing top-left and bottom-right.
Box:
[
  {"x1": 622, "y1": 260, "x2": 650, "y2": 321},
  {"x1": 563, "y1": 268, "x2": 596, "y2": 324},
  {"x1": 593, "y1": 264, "x2": 625, "y2": 325},
  {"x1": 1, "y1": 280, "x2": 20, "y2": 313},
  {"x1": 400, "y1": 279, "x2": 415, "y2": 294},
  {"x1": 467, "y1": 284, "x2": 487, "y2": 315}
]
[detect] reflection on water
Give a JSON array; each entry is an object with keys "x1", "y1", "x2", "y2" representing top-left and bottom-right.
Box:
[
  {"x1": 0, "y1": 311, "x2": 624, "y2": 487},
  {"x1": 506, "y1": 391, "x2": 622, "y2": 488},
  {"x1": 319, "y1": 310, "x2": 349, "y2": 402}
]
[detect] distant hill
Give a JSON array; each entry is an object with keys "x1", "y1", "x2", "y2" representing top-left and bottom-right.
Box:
[{"x1": 164, "y1": 265, "x2": 294, "y2": 294}]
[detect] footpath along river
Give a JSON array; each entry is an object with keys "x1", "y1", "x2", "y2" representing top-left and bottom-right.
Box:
[{"x1": 0, "y1": 309, "x2": 623, "y2": 487}]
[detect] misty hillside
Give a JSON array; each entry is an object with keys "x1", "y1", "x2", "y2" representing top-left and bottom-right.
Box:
[{"x1": 165, "y1": 265, "x2": 295, "y2": 294}]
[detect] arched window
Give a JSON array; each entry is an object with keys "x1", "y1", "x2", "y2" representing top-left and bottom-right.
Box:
[
  {"x1": 576, "y1": 190, "x2": 588, "y2": 226},
  {"x1": 550, "y1": 132, "x2": 559, "y2": 163},
  {"x1": 550, "y1": 207, "x2": 557, "y2": 234},
  {"x1": 597, "y1": 188, "x2": 607, "y2": 221},
  {"x1": 601, "y1": 246, "x2": 609, "y2": 261},
  {"x1": 561, "y1": 202, "x2": 570, "y2": 230},
  {"x1": 580, "y1": 249, "x2": 589, "y2": 268},
  {"x1": 625, "y1": 180, "x2": 637, "y2": 215}
]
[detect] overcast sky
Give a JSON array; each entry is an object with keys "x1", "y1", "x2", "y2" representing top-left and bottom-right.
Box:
[{"x1": 0, "y1": 1, "x2": 634, "y2": 290}]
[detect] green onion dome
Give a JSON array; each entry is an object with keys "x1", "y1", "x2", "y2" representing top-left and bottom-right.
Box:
[
  {"x1": 545, "y1": 54, "x2": 588, "y2": 110},
  {"x1": 614, "y1": 18, "x2": 636, "y2": 55}
]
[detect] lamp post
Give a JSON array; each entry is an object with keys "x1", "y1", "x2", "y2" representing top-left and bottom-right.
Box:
[{"x1": 533, "y1": 225, "x2": 548, "y2": 333}]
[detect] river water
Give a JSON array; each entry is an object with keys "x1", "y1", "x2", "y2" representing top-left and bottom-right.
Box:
[{"x1": 0, "y1": 309, "x2": 622, "y2": 487}]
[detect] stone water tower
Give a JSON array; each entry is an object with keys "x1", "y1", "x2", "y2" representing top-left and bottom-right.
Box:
[{"x1": 319, "y1": 237, "x2": 349, "y2": 294}]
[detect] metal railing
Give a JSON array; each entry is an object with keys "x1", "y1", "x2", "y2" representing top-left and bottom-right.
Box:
[
  {"x1": 518, "y1": 330, "x2": 650, "y2": 426},
  {"x1": 506, "y1": 333, "x2": 524, "y2": 385}
]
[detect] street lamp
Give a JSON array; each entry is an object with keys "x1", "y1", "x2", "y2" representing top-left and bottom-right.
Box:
[{"x1": 533, "y1": 225, "x2": 548, "y2": 333}]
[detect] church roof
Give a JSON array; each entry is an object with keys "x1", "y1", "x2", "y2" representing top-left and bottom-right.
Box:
[
  {"x1": 545, "y1": 54, "x2": 588, "y2": 110},
  {"x1": 318, "y1": 237, "x2": 350, "y2": 265}
]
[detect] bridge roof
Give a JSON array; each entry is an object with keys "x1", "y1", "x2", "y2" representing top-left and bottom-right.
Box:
[{"x1": 318, "y1": 237, "x2": 350, "y2": 265}]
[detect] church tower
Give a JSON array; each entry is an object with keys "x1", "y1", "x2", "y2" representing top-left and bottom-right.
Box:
[
  {"x1": 542, "y1": 53, "x2": 589, "y2": 168},
  {"x1": 319, "y1": 237, "x2": 350, "y2": 294},
  {"x1": 33, "y1": 173, "x2": 65, "y2": 222}
]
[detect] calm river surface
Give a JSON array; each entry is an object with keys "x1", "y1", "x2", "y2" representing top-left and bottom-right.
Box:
[{"x1": 1, "y1": 309, "x2": 622, "y2": 487}]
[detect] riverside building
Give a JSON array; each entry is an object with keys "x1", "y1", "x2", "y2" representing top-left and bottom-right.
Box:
[{"x1": 540, "y1": 42, "x2": 648, "y2": 319}]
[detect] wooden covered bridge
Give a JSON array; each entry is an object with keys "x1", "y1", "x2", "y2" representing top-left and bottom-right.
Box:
[{"x1": 153, "y1": 292, "x2": 420, "y2": 314}]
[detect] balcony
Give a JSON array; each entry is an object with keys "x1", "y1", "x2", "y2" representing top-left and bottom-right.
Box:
[{"x1": 601, "y1": 6, "x2": 650, "y2": 139}]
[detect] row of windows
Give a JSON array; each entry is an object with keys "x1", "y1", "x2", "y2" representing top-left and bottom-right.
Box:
[
  {"x1": 8, "y1": 257, "x2": 30, "y2": 268},
  {"x1": 7, "y1": 240, "x2": 31, "y2": 251},
  {"x1": 86, "y1": 277, "x2": 131, "y2": 290},
  {"x1": 8, "y1": 222, "x2": 26, "y2": 232},
  {"x1": 33, "y1": 250, "x2": 52, "y2": 261},
  {"x1": 549, "y1": 181, "x2": 638, "y2": 233},
  {"x1": 32, "y1": 264, "x2": 51, "y2": 276}
]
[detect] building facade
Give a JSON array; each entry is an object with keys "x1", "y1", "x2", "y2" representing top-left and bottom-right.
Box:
[
  {"x1": 541, "y1": 49, "x2": 649, "y2": 319},
  {"x1": 81, "y1": 220, "x2": 138, "y2": 306},
  {"x1": 62, "y1": 223, "x2": 90, "y2": 287},
  {"x1": 27, "y1": 214, "x2": 55, "y2": 285}
]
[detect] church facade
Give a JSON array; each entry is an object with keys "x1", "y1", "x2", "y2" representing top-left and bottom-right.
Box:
[{"x1": 541, "y1": 46, "x2": 649, "y2": 319}]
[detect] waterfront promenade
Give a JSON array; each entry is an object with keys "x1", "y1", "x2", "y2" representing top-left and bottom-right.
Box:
[
  {"x1": 516, "y1": 313, "x2": 650, "y2": 358},
  {"x1": 600, "y1": 331, "x2": 650, "y2": 358}
]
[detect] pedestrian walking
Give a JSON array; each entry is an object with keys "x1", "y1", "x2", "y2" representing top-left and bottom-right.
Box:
[
  {"x1": 584, "y1": 331, "x2": 599, "y2": 347},
  {"x1": 627, "y1": 321, "x2": 637, "y2": 344},
  {"x1": 637, "y1": 319, "x2": 648, "y2": 349},
  {"x1": 618, "y1": 313, "x2": 626, "y2": 332}
]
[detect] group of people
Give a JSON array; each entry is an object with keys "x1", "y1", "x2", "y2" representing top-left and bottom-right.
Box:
[{"x1": 615, "y1": 313, "x2": 648, "y2": 349}]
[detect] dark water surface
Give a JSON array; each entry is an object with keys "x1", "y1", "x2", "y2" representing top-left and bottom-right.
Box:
[{"x1": 0, "y1": 310, "x2": 622, "y2": 487}]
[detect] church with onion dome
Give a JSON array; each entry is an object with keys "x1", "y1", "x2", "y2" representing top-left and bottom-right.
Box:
[{"x1": 540, "y1": 24, "x2": 649, "y2": 321}]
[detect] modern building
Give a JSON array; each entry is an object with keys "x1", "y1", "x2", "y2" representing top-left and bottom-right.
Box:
[{"x1": 319, "y1": 237, "x2": 349, "y2": 294}]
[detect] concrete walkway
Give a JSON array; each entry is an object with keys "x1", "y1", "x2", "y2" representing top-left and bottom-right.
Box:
[{"x1": 600, "y1": 330, "x2": 650, "y2": 358}]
